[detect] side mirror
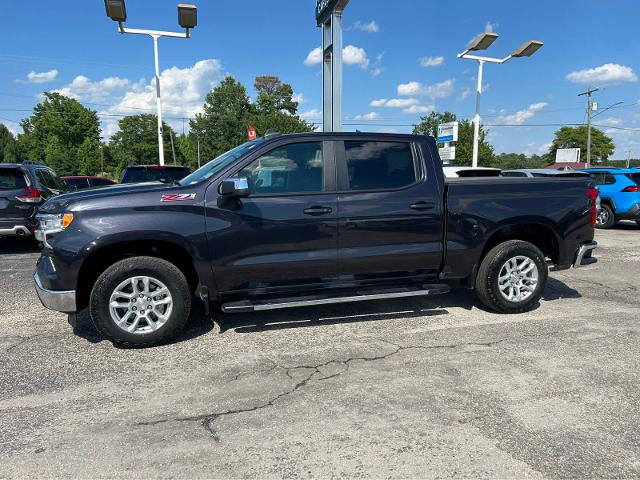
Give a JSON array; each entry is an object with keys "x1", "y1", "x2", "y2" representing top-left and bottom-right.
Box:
[{"x1": 219, "y1": 177, "x2": 250, "y2": 198}]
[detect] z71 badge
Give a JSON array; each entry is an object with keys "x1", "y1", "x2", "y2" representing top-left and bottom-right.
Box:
[{"x1": 161, "y1": 193, "x2": 197, "y2": 202}]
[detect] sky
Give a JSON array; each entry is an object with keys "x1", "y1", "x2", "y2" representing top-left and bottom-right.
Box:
[{"x1": 1, "y1": 0, "x2": 639, "y2": 159}]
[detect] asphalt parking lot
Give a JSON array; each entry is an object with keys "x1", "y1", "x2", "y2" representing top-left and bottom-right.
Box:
[{"x1": 1, "y1": 225, "x2": 639, "y2": 479}]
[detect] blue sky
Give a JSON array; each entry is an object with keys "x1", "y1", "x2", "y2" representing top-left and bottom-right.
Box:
[{"x1": 1, "y1": 0, "x2": 639, "y2": 158}]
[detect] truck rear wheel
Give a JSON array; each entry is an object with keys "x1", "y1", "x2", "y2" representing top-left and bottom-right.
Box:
[
  {"x1": 89, "y1": 256, "x2": 192, "y2": 348},
  {"x1": 475, "y1": 240, "x2": 547, "y2": 314}
]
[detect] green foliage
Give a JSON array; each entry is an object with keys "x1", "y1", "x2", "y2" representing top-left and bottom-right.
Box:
[
  {"x1": 18, "y1": 92, "x2": 101, "y2": 174},
  {"x1": 190, "y1": 75, "x2": 313, "y2": 163},
  {"x1": 0, "y1": 123, "x2": 18, "y2": 163},
  {"x1": 549, "y1": 125, "x2": 615, "y2": 163},
  {"x1": 108, "y1": 114, "x2": 181, "y2": 172},
  {"x1": 76, "y1": 137, "x2": 103, "y2": 175},
  {"x1": 413, "y1": 112, "x2": 495, "y2": 166},
  {"x1": 488, "y1": 152, "x2": 551, "y2": 170}
]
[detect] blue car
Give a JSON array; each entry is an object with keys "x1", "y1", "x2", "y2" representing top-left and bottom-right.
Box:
[{"x1": 581, "y1": 168, "x2": 640, "y2": 228}]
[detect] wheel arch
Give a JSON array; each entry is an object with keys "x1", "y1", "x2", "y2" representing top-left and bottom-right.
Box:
[
  {"x1": 76, "y1": 239, "x2": 200, "y2": 310},
  {"x1": 480, "y1": 221, "x2": 560, "y2": 266}
]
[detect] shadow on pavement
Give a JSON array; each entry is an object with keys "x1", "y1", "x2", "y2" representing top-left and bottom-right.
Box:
[
  {"x1": 67, "y1": 277, "x2": 581, "y2": 342},
  {"x1": 0, "y1": 237, "x2": 41, "y2": 254}
]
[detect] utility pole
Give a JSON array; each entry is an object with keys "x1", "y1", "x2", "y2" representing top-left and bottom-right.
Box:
[
  {"x1": 626, "y1": 149, "x2": 632, "y2": 169},
  {"x1": 578, "y1": 87, "x2": 599, "y2": 168},
  {"x1": 169, "y1": 130, "x2": 177, "y2": 165}
]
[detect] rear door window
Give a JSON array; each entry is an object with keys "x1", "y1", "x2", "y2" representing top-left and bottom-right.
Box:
[
  {"x1": 342, "y1": 141, "x2": 416, "y2": 191},
  {"x1": 0, "y1": 169, "x2": 28, "y2": 190}
]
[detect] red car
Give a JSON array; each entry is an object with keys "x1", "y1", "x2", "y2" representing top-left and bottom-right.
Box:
[{"x1": 61, "y1": 176, "x2": 116, "y2": 191}]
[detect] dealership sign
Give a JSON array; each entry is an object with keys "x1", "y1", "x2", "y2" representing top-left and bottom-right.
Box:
[
  {"x1": 437, "y1": 122, "x2": 459, "y2": 144},
  {"x1": 316, "y1": 0, "x2": 349, "y2": 25}
]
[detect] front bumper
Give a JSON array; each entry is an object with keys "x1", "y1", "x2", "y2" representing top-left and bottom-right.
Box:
[
  {"x1": 34, "y1": 272, "x2": 77, "y2": 313},
  {"x1": 573, "y1": 241, "x2": 598, "y2": 268}
]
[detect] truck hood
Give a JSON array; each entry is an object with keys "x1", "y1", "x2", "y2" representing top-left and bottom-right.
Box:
[{"x1": 39, "y1": 182, "x2": 175, "y2": 214}]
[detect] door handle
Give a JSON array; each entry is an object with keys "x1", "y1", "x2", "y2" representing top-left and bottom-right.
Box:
[
  {"x1": 304, "y1": 205, "x2": 333, "y2": 216},
  {"x1": 410, "y1": 201, "x2": 436, "y2": 211}
]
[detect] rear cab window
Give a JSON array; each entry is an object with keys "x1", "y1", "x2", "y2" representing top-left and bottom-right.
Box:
[
  {"x1": 341, "y1": 141, "x2": 417, "y2": 191},
  {"x1": 0, "y1": 169, "x2": 28, "y2": 190}
]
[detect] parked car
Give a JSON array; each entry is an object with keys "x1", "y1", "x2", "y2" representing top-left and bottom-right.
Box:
[
  {"x1": 580, "y1": 168, "x2": 640, "y2": 228},
  {"x1": 443, "y1": 166, "x2": 501, "y2": 178},
  {"x1": 120, "y1": 165, "x2": 192, "y2": 184},
  {"x1": 0, "y1": 162, "x2": 65, "y2": 239},
  {"x1": 62, "y1": 176, "x2": 116, "y2": 191},
  {"x1": 33, "y1": 133, "x2": 598, "y2": 347},
  {"x1": 501, "y1": 169, "x2": 591, "y2": 178}
]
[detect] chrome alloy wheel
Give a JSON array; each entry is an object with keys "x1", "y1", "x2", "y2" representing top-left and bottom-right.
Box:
[
  {"x1": 498, "y1": 256, "x2": 539, "y2": 303},
  {"x1": 597, "y1": 208, "x2": 609, "y2": 227},
  {"x1": 108, "y1": 276, "x2": 173, "y2": 335}
]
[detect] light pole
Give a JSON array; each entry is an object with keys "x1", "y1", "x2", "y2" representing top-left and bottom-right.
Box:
[
  {"x1": 458, "y1": 33, "x2": 543, "y2": 167},
  {"x1": 104, "y1": 0, "x2": 197, "y2": 166}
]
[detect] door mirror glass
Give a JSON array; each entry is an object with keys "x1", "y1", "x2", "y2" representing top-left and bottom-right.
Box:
[{"x1": 219, "y1": 177, "x2": 250, "y2": 198}]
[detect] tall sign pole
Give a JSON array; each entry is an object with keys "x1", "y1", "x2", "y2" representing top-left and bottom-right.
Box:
[{"x1": 317, "y1": 0, "x2": 349, "y2": 132}]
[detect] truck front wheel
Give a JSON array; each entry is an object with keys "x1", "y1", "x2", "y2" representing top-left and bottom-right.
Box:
[
  {"x1": 475, "y1": 240, "x2": 548, "y2": 314},
  {"x1": 89, "y1": 256, "x2": 192, "y2": 348}
]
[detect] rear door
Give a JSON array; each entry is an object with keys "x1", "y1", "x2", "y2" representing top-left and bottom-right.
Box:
[
  {"x1": 0, "y1": 168, "x2": 34, "y2": 229},
  {"x1": 335, "y1": 138, "x2": 444, "y2": 285}
]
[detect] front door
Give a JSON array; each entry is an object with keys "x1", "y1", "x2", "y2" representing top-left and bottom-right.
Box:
[
  {"x1": 335, "y1": 139, "x2": 443, "y2": 286},
  {"x1": 206, "y1": 140, "x2": 338, "y2": 295}
]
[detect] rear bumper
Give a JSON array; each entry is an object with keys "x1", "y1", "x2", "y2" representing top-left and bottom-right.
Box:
[
  {"x1": 617, "y1": 204, "x2": 640, "y2": 221},
  {"x1": 573, "y1": 241, "x2": 598, "y2": 268},
  {"x1": 0, "y1": 225, "x2": 32, "y2": 237},
  {"x1": 34, "y1": 272, "x2": 77, "y2": 313}
]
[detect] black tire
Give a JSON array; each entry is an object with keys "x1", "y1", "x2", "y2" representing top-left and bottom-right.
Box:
[
  {"x1": 89, "y1": 256, "x2": 191, "y2": 348},
  {"x1": 475, "y1": 240, "x2": 548, "y2": 314},
  {"x1": 596, "y1": 204, "x2": 615, "y2": 229}
]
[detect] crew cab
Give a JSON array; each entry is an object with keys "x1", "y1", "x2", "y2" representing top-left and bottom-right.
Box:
[{"x1": 33, "y1": 133, "x2": 599, "y2": 347}]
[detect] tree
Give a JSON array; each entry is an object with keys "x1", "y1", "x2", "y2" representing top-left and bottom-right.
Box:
[
  {"x1": 18, "y1": 92, "x2": 101, "y2": 172},
  {"x1": 76, "y1": 137, "x2": 103, "y2": 175},
  {"x1": 0, "y1": 123, "x2": 18, "y2": 163},
  {"x1": 109, "y1": 114, "x2": 182, "y2": 171},
  {"x1": 254, "y1": 76, "x2": 298, "y2": 115},
  {"x1": 548, "y1": 125, "x2": 614, "y2": 163},
  {"x1": 413, "y1": 112, "x2": 495, "y2": 166},
  {"x1": 190, "y1": 76, "x2": 253, "y2": 161},
  {"x1": 490, "y1": 153, "x2": 550, "y2": 170}
]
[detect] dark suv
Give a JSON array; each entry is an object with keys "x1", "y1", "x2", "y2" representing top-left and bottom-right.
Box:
[
  {"x1": 120, "y1": 165, "x2": 191, "y2": 184},
  {"x1": 0, "y1": 162, "x2": 65, "y2": 238}
]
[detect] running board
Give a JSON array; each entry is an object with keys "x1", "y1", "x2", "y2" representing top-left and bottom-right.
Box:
[{"x1": 221, "y1": 284, "x2": 451, "y2": 313}]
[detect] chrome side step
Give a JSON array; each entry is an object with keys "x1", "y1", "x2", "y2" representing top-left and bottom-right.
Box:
[{"x1": 221, "y1": 284, "x2": 451, "y2": 313}]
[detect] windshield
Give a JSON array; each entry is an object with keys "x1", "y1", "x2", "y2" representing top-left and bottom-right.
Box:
[{"x1": 179, "y1": 140, "x2": 265, "y2": 186}]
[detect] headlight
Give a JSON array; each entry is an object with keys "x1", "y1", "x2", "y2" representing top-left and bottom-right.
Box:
[{"x1": 37, "y1": 213, "x2": 74, "y2": 235}]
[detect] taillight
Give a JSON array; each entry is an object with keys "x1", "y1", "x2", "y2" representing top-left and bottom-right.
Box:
[
  {"x1": 16, "y1": 188, "x2": 43, "y2": 203},
  {"x1": 621, "y1": 185, "x2": 640, "y2": 193},
  {"x1": 586, "y1": 187, "x2": 599, "y2": 228}
]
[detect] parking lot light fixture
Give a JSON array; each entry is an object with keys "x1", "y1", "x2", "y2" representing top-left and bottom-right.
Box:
[
  {"x1": 104, "y1": 0, "x2": 127, "y2": 22},
  {"x1": 457, "y1": 33, "x2": 543, "y2": 168},
  {"x1": 104, "y1": 1, "x2": 197, "y2": 166}
]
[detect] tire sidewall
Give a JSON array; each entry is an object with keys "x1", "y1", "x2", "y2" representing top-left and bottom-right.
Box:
[
  {"x1": 89, "y1": 257, "x2": 191, "y2": 347},
  {"x1": 596, "y1": 204, "x2": 615, "y2": 229},
  {"x1": 479, "y1": 241, "x2": 548, "y2": 313}
]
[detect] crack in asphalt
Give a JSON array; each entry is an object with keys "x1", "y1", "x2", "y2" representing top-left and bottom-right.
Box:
[
  {"x1": 135, "y1": 337, "x2": 511, "y2": 441},
  {"x1": 3, "y1": 334, "x2": 47, "y2": 353}
]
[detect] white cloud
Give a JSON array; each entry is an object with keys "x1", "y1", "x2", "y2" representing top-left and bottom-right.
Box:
[
  {"x1": 18, "y1": 69, "x2": 59, "y2": 84},
  {"x1": 354, "y1": 20, "x2": 379, "y2": 33},
  {"x1": 419, "y1": 56, "x2": 445, "y2": 68},
  {"x1": 304, "y1": 45, "x2": 369, "y2": 69},
  {"x1": 397, "y1": 79, "x2": 455, "y2": 99},
  {"x1": 598, "y1": 117, "x2": 623, "y2": 126},
  {"x1": 403, "y1": 104, "x2": 434, "y2": 114},
  {"x1": 299, "y1": 109, "x2": 323, "y2": 121},
  {"x1": 371, "y1": 53, "x2": 384, "y2": 77},
  {"x1": 55, "y1": 75, "x2": 131, "y2": 103},
  {"x1": 566, "y1": 63, "x2": 638, "y2": 86},
  {"x1": 292, "y1": 92, "x2": 306, "y2": 104},
  {"x1": 370, "y1": 98, "x2": 419, "y2": 108},
  {"x1": 304, "y1": 47, "x2": 323, "y2": 66},
  {"x1": 354, "y1": 112, "x2": 382, "y2": 120},
  {"x1": 497, "y1": 102, "x2": 548, "y2": 125},
  {"x1": 459, "y1": 87, "x2": 472, "y2": 101},
  {"x1": 342, "y1": 45, "x2": 370, "y2": 69},
  {"x1": 485, "y1": 21, "x2": 498, "y2": 32},
  {"x1": 1, "y1": 119, "x2": 22, "y2": 136}
]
